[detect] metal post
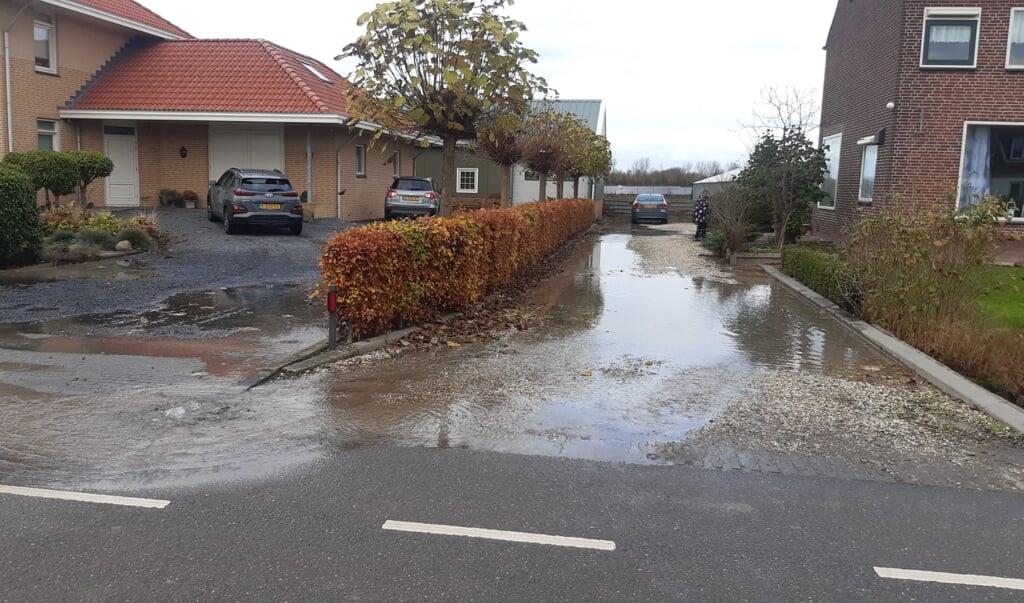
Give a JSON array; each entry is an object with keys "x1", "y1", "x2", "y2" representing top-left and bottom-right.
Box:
[{"x1": 327, "y1": 286, "x2": 338, "y2": 350}]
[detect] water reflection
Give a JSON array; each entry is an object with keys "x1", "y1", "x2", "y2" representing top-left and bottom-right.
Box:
[{"x1": 324, "y1": 233, "x2": 893, "y2": 463}]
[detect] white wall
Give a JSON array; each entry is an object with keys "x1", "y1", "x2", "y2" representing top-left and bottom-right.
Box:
[{"x1": 510, "y1": 165, "x2": 593, "y2": 205}]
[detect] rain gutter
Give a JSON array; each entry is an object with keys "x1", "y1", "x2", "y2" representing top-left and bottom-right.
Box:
[{"x1": 3, "y1": 2, "x2": 31, "y2": 153}]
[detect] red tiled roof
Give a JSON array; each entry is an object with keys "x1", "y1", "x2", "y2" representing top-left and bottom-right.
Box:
[
  {"x1": 60, "y1": 0, "x2": 191, "y2": 38},
  {"x1": 69, "y1": 39, "x2": 355, "y2": 116}
]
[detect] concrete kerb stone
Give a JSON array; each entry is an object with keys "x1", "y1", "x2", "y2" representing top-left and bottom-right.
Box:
[{"x1": 762, "y1": 265, "x2": 1024, "y2": 432}]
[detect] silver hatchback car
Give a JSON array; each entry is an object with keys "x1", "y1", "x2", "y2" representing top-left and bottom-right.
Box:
[
  {"x1": 385, "y1": 177, "x2": 441, "y2": 219},
  {"x1": 207, "y1": 168, "x2": 303, "y2": 235}
]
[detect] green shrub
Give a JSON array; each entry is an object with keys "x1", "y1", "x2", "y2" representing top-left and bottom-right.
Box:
[
  {"x1": 87, "y1": 212, "x2": 122, "y2": 235},
  {"x1": 781, "y1": 245, "x2": 855, "y2": 309},
  {"x1": 75, "y1": 228, "x2": 117, "y2": 250},
  {"x1": 2, "y1": 150, "x2": 77, "y2": 205},
  {"x1": 44, "y1": 230, "x2": 77, "y2": 245},
  {"x1": 0, "y1": 163, "x2": 42, "y2": 266},
  {"x1": 116, "y1": 227, "x2": 156, "y2": 251},
  {"x1": 701, "y1": 230, "x2": 726, "y2": 255},
  {"x1": 65, "y1": 150, "x2": 113, "y2": 204},
  {"x1": 42, "y1": 241, "x2": 102, "y2": 264}
]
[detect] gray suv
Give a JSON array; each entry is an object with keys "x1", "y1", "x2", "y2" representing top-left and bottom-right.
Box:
[
  {"x1": 207, "y1": 168, "x2": 303, "y2": 235},
  {"x1": 385, "y1": 177, "x2": 441, "y2": 219}
]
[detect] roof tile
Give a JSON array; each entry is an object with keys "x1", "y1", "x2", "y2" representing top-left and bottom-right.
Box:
[
  {"x1": 69, "y1": 0, "x2": 191, "y2": 38},
  {"x1": 69, "y1": 39, "x2": 354, "y2": 116}
]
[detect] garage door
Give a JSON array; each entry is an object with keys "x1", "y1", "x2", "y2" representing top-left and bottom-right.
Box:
[{"x1": 209, "y1": 127, "x2": 284, "y2": 182}]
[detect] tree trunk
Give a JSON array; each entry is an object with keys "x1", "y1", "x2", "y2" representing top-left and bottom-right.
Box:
[
  {"x1": 539, "y1": 171, "x2": 548, "y2": 201},
  {"x1": 440, "y1": 135, "x2": 456, "y2": 217},
  {"x1": 500, "y1": 164, "x2": 512, "y2": 207},
  {"x1": 555, "y1": 175, "x2": 564, "y2": 200}
]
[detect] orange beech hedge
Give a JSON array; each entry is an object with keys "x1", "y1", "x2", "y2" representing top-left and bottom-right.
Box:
[{"x1": 318, "y1": 199, "x2": 595, "y2": 337}]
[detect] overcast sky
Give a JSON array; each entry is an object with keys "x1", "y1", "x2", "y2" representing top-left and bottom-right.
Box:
[{"x1": 141, "y1": 0, "x2": 837, "y2": 172}]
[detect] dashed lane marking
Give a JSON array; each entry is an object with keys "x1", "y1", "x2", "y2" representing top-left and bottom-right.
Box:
[
  {"x1": 0, "y1": 486, "x2": 170, "y2": 509},
  {"x1": 875, "y1": 567, "x2": 1024, "y2": 591},
  {"x1": 382, "y1": 520, "x2": 615, "y2": 551}
]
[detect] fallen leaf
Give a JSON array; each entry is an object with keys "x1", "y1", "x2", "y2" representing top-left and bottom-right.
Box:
[
  {"x1": 861, "y1": 365, "x2": 882, "y2": 372},
  {"x1": 580, "y1": 370, "x2": 592, "y2": 377},
  {"x1": 446, "y1": 341, "x2": 461, "y2": 348}
]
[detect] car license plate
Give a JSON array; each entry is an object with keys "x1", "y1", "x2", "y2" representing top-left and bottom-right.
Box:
[
  {"x1": 644, "y1": 204, "x2": 654, "y2": 208},
  {"x1": 402, "y1": 195, "x2": 420, "y2": 202},
  {"x1": 260, "y1": 203, "x2": 282, "y2": 210}
]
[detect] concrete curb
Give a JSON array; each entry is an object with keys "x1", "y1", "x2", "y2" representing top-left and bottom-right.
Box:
[{"x1": 763, "y1": 265, "x2": 1024, "y2": 432}]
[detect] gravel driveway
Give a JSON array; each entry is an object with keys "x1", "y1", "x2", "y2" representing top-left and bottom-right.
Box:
[{"x1": 0, "y1": 208, "x2": 355, "y2": 324}]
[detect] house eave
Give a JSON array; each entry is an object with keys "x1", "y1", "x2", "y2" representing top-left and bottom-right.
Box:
[
  {"x1": 58, "y1": 109, "x2": 353, "y2": 125},
  {"x1": 39, "y1": 0, "x2": 190, "y2": 40}
]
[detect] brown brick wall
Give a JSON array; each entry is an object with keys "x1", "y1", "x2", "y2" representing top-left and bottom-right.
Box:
[
  {"x1": 0, "y1": 5, "x2": 132, "y2": 154},
  {"x1": 892, "y1": 2, "x2": 1024, "y2": 213},
  {"x1": 815, "y1": 0, "x2": 905, "y2": 240},
  {"x1": 818, "y1": 0, "x2": 1024, "y2": 239}
]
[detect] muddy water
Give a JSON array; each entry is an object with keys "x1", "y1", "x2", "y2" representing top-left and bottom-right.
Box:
[{"x1": 324, "y1": 233, "x2": 892, "y2": 463}]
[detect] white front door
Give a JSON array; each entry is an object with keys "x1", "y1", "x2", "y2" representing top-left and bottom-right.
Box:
[{"x1": 104, "y1": 126, "x2": 139, "y2": 207}]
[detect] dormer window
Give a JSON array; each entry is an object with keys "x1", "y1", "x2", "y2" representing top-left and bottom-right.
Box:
[
  {"x1": 300, "y1": 61, "x2": 332, "y2": 84},
  {"x1": 34, "y1": 18, "x2": 56, "y2": 73},
  {"x1": 921, "y1": 8, "x2": 980, "y2": 68}
]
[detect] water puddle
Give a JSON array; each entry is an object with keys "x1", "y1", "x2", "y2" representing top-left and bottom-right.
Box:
[{"x1": 323, "y1": 233, "x2": 894, "y2": 464}]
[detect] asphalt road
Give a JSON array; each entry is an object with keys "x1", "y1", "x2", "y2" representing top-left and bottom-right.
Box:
[{"x1": 2, "y1": 448, "x2": 1022, "y2": 602}]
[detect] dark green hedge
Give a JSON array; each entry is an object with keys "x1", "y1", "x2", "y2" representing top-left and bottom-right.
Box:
[
  {"x1": 781, "y1": 245, "x2": 855, "y2": 309},
  {"x1": 0, "y1": 163, "x2": 42, "y2": 266}
]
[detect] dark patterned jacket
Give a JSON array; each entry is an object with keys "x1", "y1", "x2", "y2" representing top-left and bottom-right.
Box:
[{"x1": 693, "y1": 196, "x2": 709, "y2": 223}]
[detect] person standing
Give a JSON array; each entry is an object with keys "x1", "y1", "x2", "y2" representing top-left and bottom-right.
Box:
[{"x1": 693, "y1": 189, "x2": 710, "y2": 240}]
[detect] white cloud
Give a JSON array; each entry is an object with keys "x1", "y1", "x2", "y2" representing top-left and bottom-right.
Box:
[{"x1": 139, "y1": 0, "x2": 835, "y2": 171}]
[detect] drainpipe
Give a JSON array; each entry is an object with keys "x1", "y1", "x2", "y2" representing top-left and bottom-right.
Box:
[
  {"x1": 306, "y1": 125, "x2": 313, "y2": 207},
  {"x1": 3, "y1": 2, "x2": 31, "y2": 154}
]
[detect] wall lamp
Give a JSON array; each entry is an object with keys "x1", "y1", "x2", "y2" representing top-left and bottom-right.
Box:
[{"x1": 179, "y1": 146, "x2": 188, "y2": 158}]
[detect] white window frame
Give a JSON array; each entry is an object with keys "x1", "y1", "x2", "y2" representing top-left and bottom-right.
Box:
[
  {"x1": 456, "y1": 167, "x2": 479, "y2": 194},
  {"x1": 34, "y1": 19, "x2": 57, "y2": 74},
  {"x1": 1009, "y1": 8, "x2": 1024, "y2": 69},
  {"x1": 355, "y1": 145, "x2": 365, "y2": 177},
  {"x1": 920, "y1": 7, "x2": 981, "y2": 69},
  {"x1": 37, "y1": 119, "x2": 57, "y2": 150},
  {"x1": 392, "y1": 151, "x2": 400, "y2": 178},
  {"x1": 819, "y1": 133, "x2": 842, "y2": 209},
  {"x1": 858, "y1": 144, "x2": 878, "y2": 203},
  {"x1": 299, "y1": 61, "x2": 332, "y2": 83}
]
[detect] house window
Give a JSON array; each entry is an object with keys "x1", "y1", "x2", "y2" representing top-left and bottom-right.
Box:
[
  {"x1": 299, "y1": 61, "x2": 332, "y2": 84},
  {"x1": 34, "y1": 19, "x2": 56, "y2": 73},
  {"x1": 392, "y1": 151, "x2": 400, "y2": 178},
  {"x1": 355, "y1": 145, "x2": 365, "y2": 176},
  {"x1": 37, "y1": 119, "x2": 57, "y2": 150},
  {"x1": 820, "y1": 134, "x2": 842, "y2": 209},
  {"x1": 1008, "y1": 8, "x2": 1024, "y2": 68},
  {"x1": 456, "y1": 167, "x2": 478, "y2": 193},
  {"x1": 1011, "y1": 136, "x2": 1024, "y2": 161},
  {"x1": 921, "y1": 9, "x2": 980, "y2": 67},
  {"x1": 524, "y1": 170, "x2": 539, "y2": 181},
  {"x1": 858, "y1": 144, "x2": 878, "y2": 202}
]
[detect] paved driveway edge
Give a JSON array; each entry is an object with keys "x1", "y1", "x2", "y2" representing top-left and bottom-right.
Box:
[{"x1": 763, "y1": 265, "x2": 1024, "y2": 432}]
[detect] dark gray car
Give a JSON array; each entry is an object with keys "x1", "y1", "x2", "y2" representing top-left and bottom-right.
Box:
[
  {"x1": 385, "y1": 177, "x2": 441, "y2": 219},
  {"x1": 631, "y1": 193, "x2": 669, "y2": 224},
  {"x1": 207, "y1": 168, "x2": 303, "y2": 235}
]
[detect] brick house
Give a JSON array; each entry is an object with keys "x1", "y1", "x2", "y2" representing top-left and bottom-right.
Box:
[
  {"x1": 1, "y1": 0, "x2": 413, "y2": 221},
  {"x1": 815, "y1": 0, "x2": 1024, "y2": 240}
]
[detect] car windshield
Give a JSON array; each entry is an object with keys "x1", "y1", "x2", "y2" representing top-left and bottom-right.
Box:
[
  {"x1": 241, "y1": 178, "x2": 292, "y2": 192},
  {"x1": 395, "y1": 179, "x2": 433, "y2": 192}
]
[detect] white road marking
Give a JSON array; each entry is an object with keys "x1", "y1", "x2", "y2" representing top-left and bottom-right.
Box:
[
  {"x1": 0, "y1": 486, "x2": 169, "y2": 509},
  {"x1": 875, "y1": 567, "x2": 1024, "y2": 591},
  {"x1": 382, "y1": 520, "x2": 615, "y2": 551}
]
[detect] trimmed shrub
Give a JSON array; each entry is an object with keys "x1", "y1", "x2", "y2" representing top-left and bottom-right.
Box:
[
  {"x1": 65, "y1": 150, "x2": 113, "y2": 204},
  {"x1": 0, "y1": 163, "x2": 42, "y2": 266},
  {"x1": 75, "y1": 228, "x2": 117, "y2": 250},
  {"x1": 319, "y1": 199, "x2": 595, "y2": 337},
  {"x1": 2, "y1": 150, "x2": 77, "y2": 205},
  {"x1": 781, "y1": 245, "x2": 854, "y2": 309},
  {"x1": 116, "y1": 227, "x2": 156, "y2": 251}
]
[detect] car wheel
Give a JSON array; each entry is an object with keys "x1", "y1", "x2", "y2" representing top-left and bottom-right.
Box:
[
  {"x1": 223, "y1": 206, "x2": 238, "y2": 235},
  {"x1": 289, "y1": 222, "x2": 302, "y2": 236}
]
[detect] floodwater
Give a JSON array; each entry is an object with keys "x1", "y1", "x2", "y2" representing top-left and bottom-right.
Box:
[
  {"x1": 0, "y1": 228, "x2": 896, "y2": 490},
  {"x1": 322, "y1": 230, "x2": 892, "y2": 464}
]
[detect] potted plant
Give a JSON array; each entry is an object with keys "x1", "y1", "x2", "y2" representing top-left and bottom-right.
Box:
[{"x1": 182, "y1": 190, "x2": 198, "y2": 209}]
